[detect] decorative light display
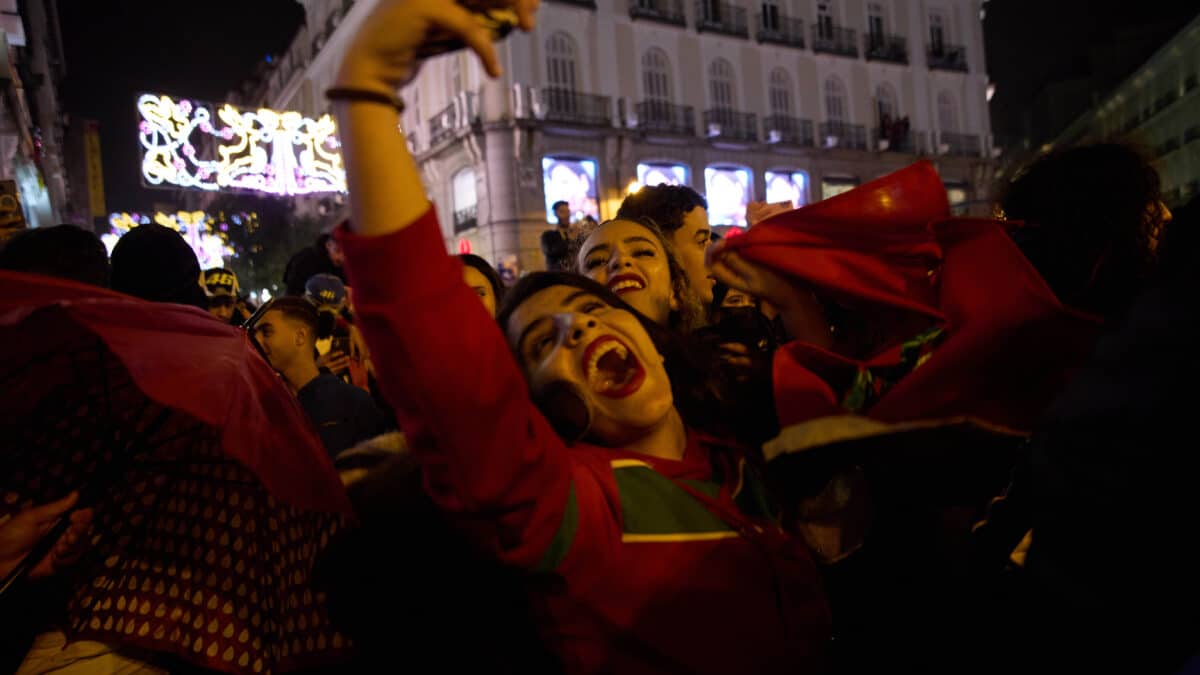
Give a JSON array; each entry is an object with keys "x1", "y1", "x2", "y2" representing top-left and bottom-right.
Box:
[
  {"x1": 103, "y1": 211, "x2": 258, "y2": 270},
  {"x1": 704, "y1": 165, "x2": 753, "y2": 227},
  {"x1": 765, "y1": 171, "x2": 809, "y2": 208},
  {"x1": 637, "y1": 162, "x2": 689, "y2": 188},
  {"x1": 137, "y1": 93, "x2": 345, "y2": 196},
  {"x1": 542, "y1": 156, "x2": 599, "y2": 223}
]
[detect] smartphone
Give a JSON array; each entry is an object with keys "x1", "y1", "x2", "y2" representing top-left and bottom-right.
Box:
[{"x1": 415, "y1": 2, "x2": 520, "y2": 59}]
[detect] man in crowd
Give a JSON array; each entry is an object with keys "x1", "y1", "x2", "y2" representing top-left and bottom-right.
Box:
[
  {"x1": 110, "y1": 223, "x2": 208, "y2": 309},
  {"x1": 201, "y1": 267, "x2": 252, "y2": 325},
  {"x1": 251, "y1": 297, "x2": 386, "y2": 458},
  {"x1": 617, "y1": 185, "x2": 716, "y2": 306},
  {"x1": 0, "y1": 224, "x2": 109, "y2": 288},
  {"x1": 539, "y1": 199, "x2": 574, "y2": 271},
  {"x1": 283, "y1": 230, "x2": 346, "y2": 296}
]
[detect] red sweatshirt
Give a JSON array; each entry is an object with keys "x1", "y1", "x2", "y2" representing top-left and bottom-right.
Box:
[{"x1": 337, "y1": 208, "x2": 829, "y2": 674}]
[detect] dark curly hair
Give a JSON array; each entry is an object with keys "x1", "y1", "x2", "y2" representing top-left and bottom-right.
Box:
[
  {"x1": 457, "y1": 253, "x2": 505, "y2": 305},
  {"x1": 999, "y1": 143, "x2": 1167, "y2": 316},
  {"x1": 617, "y1": 184, "x2": 708, "y2": 235},
  {"x1": 496, "y1": 271, "x2": 776, "y2": 448}
]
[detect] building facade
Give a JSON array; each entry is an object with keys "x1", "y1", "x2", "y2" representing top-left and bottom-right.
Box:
[
  {"x1": 259, "y1": 0, "x2": 993, "y2": 269},
  {"x1": 1039, "y1": 10, "x2": 1200, "y2": 209},
  {"x1": 0, "y1": 0, "x2": 69, "y2": 232}
]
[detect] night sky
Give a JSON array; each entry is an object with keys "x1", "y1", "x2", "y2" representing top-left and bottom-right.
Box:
[
  {"x1": 58, "y1": 0, "x2": 304, "y2": 212},
  {"x1": 57, "y1": 0, "x2": 1195, "y2": 211}
]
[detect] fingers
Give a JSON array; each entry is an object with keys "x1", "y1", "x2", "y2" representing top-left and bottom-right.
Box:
[
  {"x1": 709, "y1": 260, "x2": 754, "y2": 296},
  {"x1": 515, "y1": 0, "x2": 540, "y2": 30},
  {"x1": 431, "y1": 2, "x2": 503, "y2": 76},
  {"x1": 24, "y1": 491, "x2": 78, "y2": 525}
]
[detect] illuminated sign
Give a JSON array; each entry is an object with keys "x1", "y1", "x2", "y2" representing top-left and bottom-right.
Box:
[
  {"x1": 542, "y1": 156, "x2": 599, "y2": 223},
  {"x1": 821, "y1": 177, "x2": 859, "y2": 200},
  {"x1": 637, "y1": 162, "x2": 689, "y2": 188},
  {"x1": 765, "y1": 171, "x2": 809, "y2": 208},
  {"x1": 137, "y1": 93, "x2": 345, "y2": 196},
  {"x1": 704, "y1": 165, "x2": 753, "y2": 227},
  {"x1": 103, "y1": 211, "x2": 257, "y2": 270}
]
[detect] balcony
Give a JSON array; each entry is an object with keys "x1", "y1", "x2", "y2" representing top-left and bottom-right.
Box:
[
  {"x1": 539, "y1": 88, "x2": 612, "y2": 126},
  {"x1": 763, "y1": 115, "x2": 814, "y2": 147},
  {"x1": 635, "y1": 100, "x2": 696, "y2": 135},
  {"x1": 927, "y1": 44, "x2": 967, "y2": 71},
  {"x1": 874, "y1": 127, "x2": 917, "y2": 153},
  {"x1": 453, "y1": 204, "x2": 478, "y2": 233},
  {"x1": 628, "y1": 0, "x2": 687, "y2": 26},
  {"x1": 938, "y1": 132, "x2": 981, "y2": 157},
  {"x1": 819, "y1": 121, "x2": 867, "y2": 150},
  {"x1": 703, "y1": 108, "x2": 758, "y2": 142},
  {"x1": 429, "y1": 103, "x2": 458, "y2": 146},
  {"x1": 1153, "y1": 90, "x2": 1179, "y2": 114},
  {"x1": 812, "y1": 25, "x2": 858, "y2": 58},
  {"x1": 696, "y1": 1, "x2": 749, "y2": 39},
  {"x1": 864, "y1": 33, "x2": 907, "y2": 64},
  {"x1": 756, "y1": 14, "x2": 804, "y2": 49}
]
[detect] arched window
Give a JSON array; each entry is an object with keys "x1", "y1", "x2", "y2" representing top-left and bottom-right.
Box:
[
  {"x1": 937, "y1": 90, "x2": 958, "y2": 132},
  {"x1": 824, "y1": 76, "x2": 847, "y2": 123},
  {"x1": 709, "y1": 58, "x2": 735, "y2": 110},
  {"x1": 876, "y1": 83, "x2": 898, "y2": 122},
  {"x1": 546, "y1": 32, "x2": 578, "y2": 92},
  {"x1": 642, "y1": 48, "x2": 672, "y2": 103},
  {"x1": 768, "y1": 68, "x2": 794, "y2": 117}
]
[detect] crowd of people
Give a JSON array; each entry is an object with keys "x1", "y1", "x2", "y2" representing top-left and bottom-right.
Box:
[{"x1": 1, "y1": 0, "x2": 1197, "y2": 673}]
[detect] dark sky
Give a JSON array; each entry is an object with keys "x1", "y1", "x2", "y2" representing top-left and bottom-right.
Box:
[
  {"x1": 985, "y1": 0, "x2": 1197, "y2": 141},
  {"x1": 58, "y1": 0, "x2": 304, "y2": 212}
]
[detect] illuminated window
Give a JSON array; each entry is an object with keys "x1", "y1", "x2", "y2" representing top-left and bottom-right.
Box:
[
  {"x1": 821, "y1": 176, "x2": 859, "y2": 200},
  {"x1": 452, "y1": 168, "x2": 478, "y2": 233},
  {"x1": 542, "y1": 156, "x2": 599, "y2": 222},
  {"x1": 945, "y1": 181, "x2": 969, "y2": 213},
  {"x1": 704, "y1": 165, "x2": 753, "y2": 227},
  {"x1": 765, "y1": 170, "x2": 809, "y2": 207},
  {"x1": 769, "y1": 68, "x2": 794, "y2": 117},
  {"x1": 637, "y1": 162, "x2": 689, "y2": 187}
]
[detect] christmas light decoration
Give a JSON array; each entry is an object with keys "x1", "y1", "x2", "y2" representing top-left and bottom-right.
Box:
[
  {"x1": 104, "y1": 210, "x2": 259, "y2": 269},
  {"x1": 137, "y1": 93, "x2": 345, "y2": 196}
]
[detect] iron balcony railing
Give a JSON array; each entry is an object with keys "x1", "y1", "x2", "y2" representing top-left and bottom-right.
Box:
[
  {"x1": 635, "y1": 100, "x2": 696, "y2": 135},
  {"x1": 453, "y1": 204, "x2": 478, "y2": 233},
  {"x1": 703, "y1": 108, "x2": 758, "y2": 142},
  {"x1": 938, "y1": 131, "x2": 981, "y2": 157},
  {"x1": 819, "y1": 121, "x2": 867, "y2": 150},
  {"x1": 629, "y1": 0, "x2": 687, "y2": 26},
  {"x1": 874, "y1": 127, "x2": 916, "y2": 153},
  {"x1": 429, "y1": 102, "x2": 459, "y2": 146},
  {"x1": 927, "y1": 44, "x2": 968, "y2": 71},
  {"x1": 812, "y1": 24, "x2": 858, "y2": 57},
  {"x1": 539, "y1": 88, "x2": 613, "y2": 126},
  {"x1": 864, "y1": 33, "x2": 908, "y2": 64},
  {"x1": 696, "y1": 1, "x2": 749, "y2": 38},
  {"x1": 756, "y1": 14, "x2": 804, "y2": 48},
  {"x1": 763, "y1": 115, "x2": 814, "y2": 146}
]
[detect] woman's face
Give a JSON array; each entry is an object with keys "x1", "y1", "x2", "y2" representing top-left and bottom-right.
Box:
[
  {"x1": 721, "y1": 289, "x2": 756, "y2": 309},
  {"x1": 505, "y1": 285, "x2": 675, "y2": 447},
  {"x1": 462, "y1": 266, "x2": 497, "y2": 318},
  {"x1": 577, "y1": 220, "x2": 677, "y2": 326}
]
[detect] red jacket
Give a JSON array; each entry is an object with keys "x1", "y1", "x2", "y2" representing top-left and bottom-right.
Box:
[{"x1": 337, "y1": 209, "x2": 829, "y2": 674}]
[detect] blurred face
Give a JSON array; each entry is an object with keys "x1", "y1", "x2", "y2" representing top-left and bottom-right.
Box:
[
  {"x1": 671, "y1": 207, "x2": 715, "y2": 305},
  {"x1": 554, "y1": 203, "x2": 571, "y2": 225},
  {"x1": 325, "y1": 238, "x2": 346, "y2": 267},
  {"x1": 721, "y1": 289, "x2": 756, "y2": 309},
  {"x1": 578, "y1": 220, "x2": 678, "y2": 325},
  {"x1": 463, "y1": 266, "x2": 497, "y2": 318},
  {"x1": 254, "y1": 310, "x2": 307, "y2": 372},
  {"x1": 207, "y1": 295, "x2": 236, "y2": 322},
  {"x1": 505, "y1": 285, "x2": 675, "y2": 448}
]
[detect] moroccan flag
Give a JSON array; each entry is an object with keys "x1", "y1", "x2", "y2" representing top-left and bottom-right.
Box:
[{"x1": 720, "y1": 161, "x2": 1102, "y2": 452}]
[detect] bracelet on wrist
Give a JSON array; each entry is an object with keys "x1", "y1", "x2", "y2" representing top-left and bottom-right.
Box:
[{"x1": 325, "y1": 87, "x2": 405, "y2": 113}]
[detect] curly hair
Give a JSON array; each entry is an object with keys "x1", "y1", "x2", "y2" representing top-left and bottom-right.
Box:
[
  {"x1": 998, "y1": 143, "x2": 1167, "y2": 316},
  {"x1": 568, "y1": 217, "x2": 707, "y2": 333},
  {"x1": 617, "y1": 184, "x2": 708, "y2": 235}
]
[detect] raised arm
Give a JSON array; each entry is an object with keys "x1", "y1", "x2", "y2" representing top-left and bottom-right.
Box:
[{"x1": 331, "y1": 1, "x2": 566, "y2": 567}]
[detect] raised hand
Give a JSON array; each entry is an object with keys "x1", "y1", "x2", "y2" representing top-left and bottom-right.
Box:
[{"x1": 0, "y1": 492, "x2": 94, "y2": 580}]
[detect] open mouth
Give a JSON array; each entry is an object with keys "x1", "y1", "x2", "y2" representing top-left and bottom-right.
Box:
[
  {"x1": 606, "y1": 273, "x2": 646, "y2": 295},
  {"x1": 581, "y1": 336, "x2": 646, "y2": 399}
]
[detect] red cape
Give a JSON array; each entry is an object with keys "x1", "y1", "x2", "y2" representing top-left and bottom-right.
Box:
[{"x1": 722, "y1": 161, "x2": 1102, "y2": 435}]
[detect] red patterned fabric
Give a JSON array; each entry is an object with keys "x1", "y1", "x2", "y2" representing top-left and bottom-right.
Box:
[
  {"x1": 0, "y1": 272, "x2": 353, "y2": 673},
  {"x1": 720, "y1": 161, "x2": 1103, "y2": 432}
]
